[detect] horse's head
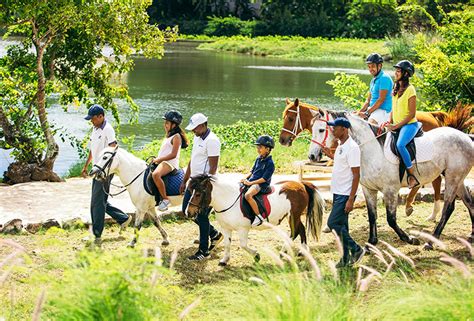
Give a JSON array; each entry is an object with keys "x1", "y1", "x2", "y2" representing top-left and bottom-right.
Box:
[
  {"x1": 89, "y1": 146, "x2": 120, "y2": 181},
  {"x1": 308, "y1": 110, "x2": 336, "y2": 162},
  {"x1": 185, "y1": 175, "x2": 214, "y2": 219}
]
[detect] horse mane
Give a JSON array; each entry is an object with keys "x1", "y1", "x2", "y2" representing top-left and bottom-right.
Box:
[
  {"x1": 367, "y1": 123, "x2": 387, "y2": 147},
  {"x1": 282, "y1": 100, "x2": 321, "y2": 117},
  {"x1": 326, "y1": 110, "x2": 347, "y2": 120},
  {"x1": 429, "y1": 103, "x2": 473, "y2": 133},
  {"x1": 189, "y1": 174, "x2": 214, "y2": 189}
]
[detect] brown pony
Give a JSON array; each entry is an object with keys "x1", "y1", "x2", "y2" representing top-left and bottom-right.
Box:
[{"x1": 280, "y1": 98, "x2": 473, "y2": 220}]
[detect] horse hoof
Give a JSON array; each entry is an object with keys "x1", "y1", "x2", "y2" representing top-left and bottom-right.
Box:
[
  {"x1": 423, "y1": 243, "x2": 434, "y2": 251},
  {"x1": 296, "y1": 251, "x2": 304, "y2": 257},
  {"x1": 127, "y1": 242, "x2": 136, "y2": 248},
  {"x1": 410, "y1": 237, "x2": 420, "y2": 246},
  {"x1": 218, "y1": 261, "x2": 227, "y2": 267},
  {"x1": 161, "y1": 240, "x2": 170, "y2": 246},
  {"x1": 468, "y1": 236, "x2": 474, "y2": 244},
  {"x1": 322, "y1": 226, "x2": 331, "y2": 233},
  {"x1": 254, "y1": 253, "x2": 261, "y2": 263},
  {"x1": 405, "y1": 206, "x2": 414, "y2": 217},
  {"x1": 426, "y1": 215, "x2": 436, "y2": 222}
]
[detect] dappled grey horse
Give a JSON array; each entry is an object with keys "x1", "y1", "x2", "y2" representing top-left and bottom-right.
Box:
[{"x1": 345, "y1": 113, "x2": 473, "y2": 249}]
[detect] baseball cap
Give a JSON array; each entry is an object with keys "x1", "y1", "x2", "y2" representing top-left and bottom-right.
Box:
[
  {"x1": 327, "y1": 117, "x2": 351, "y2": 128},
  {"x1": 84, "y1": 104, "x2": 105, "y2": 120},
  {"x1": 185, "y1": 113, "x2": 208, "y2": 130}
]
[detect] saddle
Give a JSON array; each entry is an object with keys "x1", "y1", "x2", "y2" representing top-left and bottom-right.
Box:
[
  {"x1": 239, "y1": 185, "x2": 274, "y2": 223},
  {"x1": 144, "y1": 163, "x2": 184, "y2": 205},
  {"x1": 389, "y1": 126, "x2": 424, "y2": 182}
]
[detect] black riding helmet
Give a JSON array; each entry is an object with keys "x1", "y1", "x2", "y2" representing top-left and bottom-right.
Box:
[
  {"x1": 366, "y1": 53, "x2": 384, "y2": 64},
  {"x1": 162, "y1": 110, "x2": 183, "y2": 125},
  {"x1": 393, "y1": 60, "x2": 415, "y2": 77},
  {"x1": 254, "y1": 135, "x2": 275, "y2": 149}
]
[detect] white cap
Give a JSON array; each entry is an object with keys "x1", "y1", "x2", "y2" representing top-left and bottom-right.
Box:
[{"x1": 185, "y1": 113, "x2": 208, "y2": 130}]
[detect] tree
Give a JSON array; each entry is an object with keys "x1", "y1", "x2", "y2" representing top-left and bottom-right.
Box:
[{"x1": 0, "y1": 0, "x2": 176, "y2": 184}]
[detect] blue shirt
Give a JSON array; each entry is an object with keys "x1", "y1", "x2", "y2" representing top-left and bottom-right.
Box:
[
  {"x1": 249, "y1": 155, "x2": 275, "y2": 189},
  {"x1": 369, "y1": 70, "x2": 393, "y2": 112}
]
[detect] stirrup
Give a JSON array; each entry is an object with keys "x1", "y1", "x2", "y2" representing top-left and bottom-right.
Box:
[{"x1": 406, "y1": 174, "x2": 420, "y2": 189}]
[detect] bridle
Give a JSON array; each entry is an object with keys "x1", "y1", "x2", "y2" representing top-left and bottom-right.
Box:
[
  {"x1": 187, "y1": 180, "x2": 244, "y2": 215},
  {"x1": 310, "y1": 111, "x2": 334, "y2": 148}
]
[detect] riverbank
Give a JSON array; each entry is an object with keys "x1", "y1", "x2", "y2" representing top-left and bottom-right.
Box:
[{"x1": 187, "y1": 36, "x2": 389, "y2": 62}]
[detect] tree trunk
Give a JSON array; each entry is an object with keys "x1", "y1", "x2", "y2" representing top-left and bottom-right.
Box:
[{"x1": 34, "y1": 39, "x2": 59, "y2": 172}]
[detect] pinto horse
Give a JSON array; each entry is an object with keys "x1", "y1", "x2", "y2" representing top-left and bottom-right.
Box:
[
  {"x1": 280, "y1": 98, "x2": 473, "y2": 221},
  {"x1": 185, "y1": 175, "x2": 325, "y2": 266}
]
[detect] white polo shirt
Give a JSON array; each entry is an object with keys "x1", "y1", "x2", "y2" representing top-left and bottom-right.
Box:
[
  {"x1": 331, "y1": 137, "x2": 360, "y2": 196},
  {"x1": 190, "y1": 129, "x2": 221, "y2": 177},
  {"x1": 90, "y1": 120, "x2": 117, "y2": 165}
]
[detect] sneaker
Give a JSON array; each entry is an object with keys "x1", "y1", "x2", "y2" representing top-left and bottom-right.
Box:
[
  {"x1": 120, "y1": 215, "x2": 133, "y2": 232},
  {"x1": 158, "y1": 199, "x2": 171, "y2": 211},
  {"x1": 335, "y1": 259, "x2": 350, "y2": 269},
  {"x1": 187, "y1": 250, "x2": 209, "y2": 261},
  {"x1": 209, "y1": 232, "x2": 224, "y2": 252},
  {"x1": 350, "y1": 247, "x2": 366, "y2": 266},
  {"x1": 252, "y1": 215, "x2": 264, "y2": 227}
]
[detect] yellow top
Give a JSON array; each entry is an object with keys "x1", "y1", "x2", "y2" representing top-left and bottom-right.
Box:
[{"x1": 392, "y1": 84, "x2": 417, "y2": 125}]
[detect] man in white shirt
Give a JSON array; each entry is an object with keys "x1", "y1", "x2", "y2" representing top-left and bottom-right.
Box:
[
  {"x1": 81, "y1": 104, "x2": 131, "y2": 246},
  {"x1": 322, "y1": 117, "x2": 365, "y2": 268},
  {"x1": 180, "y1": 113, "x2": 223, "y2": 261}
]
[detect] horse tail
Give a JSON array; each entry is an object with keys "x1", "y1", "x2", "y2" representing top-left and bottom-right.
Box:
[
  {"x1": 431, "y1": 103, "x2": 473, "y2": 133},
  {"x1": 301, "y1": 181, "x2": 325, "y2": 242}
]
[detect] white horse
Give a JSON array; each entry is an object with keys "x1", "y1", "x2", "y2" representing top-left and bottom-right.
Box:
[
  {"x1": 185, "y1": 175, "x2": 325, "y2": 266},
  {"x1": 89, "y1": 146, "x2": 182, "y2": 247},
  {"x1": 313, "y1": 113, "x2": 473, "y2": 249}
]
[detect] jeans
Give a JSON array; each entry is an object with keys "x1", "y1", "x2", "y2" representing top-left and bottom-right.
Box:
[
  {"x1": 327, "y1": 194, "x2": 361, "y2": 263},
  {"x1": 91, "y1": 174, "x2": 129, "y2": 238},
  {"x1": 396, "y1": 122, "x2": 421, "y2": 169},
  {"x1": 182, "y1": 188, "x2": 219, "y2": 253}
]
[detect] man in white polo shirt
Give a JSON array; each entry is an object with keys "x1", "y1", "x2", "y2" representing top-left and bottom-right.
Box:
[
  {"x1": 81, "y1": 104, "x2": 131, "y2": 246},
  {"x1": 321, "y1": 117, "x2": 365, "y2": 268},
  {"x1": 180, "y1": 113, "x2": 223, "y2": 261}
]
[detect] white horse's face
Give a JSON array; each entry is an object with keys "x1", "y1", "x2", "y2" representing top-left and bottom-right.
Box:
[
  {"x1": 89, "y1": 147, "x2": 120, "y2": 180},
  {"x1": 308, "y1": 116, "x2": 335, "y2": 162}
]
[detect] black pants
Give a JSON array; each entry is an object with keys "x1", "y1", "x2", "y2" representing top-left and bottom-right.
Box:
[
  {"x1": 182, "y1": 188, "x2": 219, "y2": 253},
  {"x1": 327, "y1": 194, "x2": 361, "y2": 263},
  {"x1": 91, "y1": 175, "x2": 129, "y2": 238}
]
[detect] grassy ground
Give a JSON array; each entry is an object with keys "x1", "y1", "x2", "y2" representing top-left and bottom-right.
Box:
[
  {"x1": 195, "y1": 36, "x2": 389, "y2": 62},
  {"x1": 1, "y1": 201, "x2": 472, "y2": 320}
]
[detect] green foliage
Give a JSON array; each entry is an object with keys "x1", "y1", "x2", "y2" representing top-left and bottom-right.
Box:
[
  {"x1": 43, "y1": 250, "x2": 186, "y2": 320},
  {"x1": 345, "y1": 0, "x2": 400, "y2": 39},
  {"x1": 385, "y1": 32, "x2": 419, "y2": 62},
  {"x1": 326, "y1": 72, "x2": 369, "y2": 110},
  {"x1": 204, "y1": 16, "x2": 256, "y2": 37},
  {"x1": 413, "y1": 9, "x2": 473, "y2": 109},
  {"x1": 397, "y1": 4, "x2": 438, "y2": 32}
]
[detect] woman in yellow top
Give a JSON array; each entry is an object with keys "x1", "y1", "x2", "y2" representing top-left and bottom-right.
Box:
[{"x1": 387, "y1": 60, "x2": 421, "y2": 189}]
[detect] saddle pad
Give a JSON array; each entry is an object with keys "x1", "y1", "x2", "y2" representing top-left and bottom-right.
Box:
[
  {"x1": 383, "y1": 132, "x2": 434, "y2": 165},
  {"x1": 144, "y1": 167, "x2": 185, "y2": 199},
  {"x1": 239, "y1": 186, "x2": 275, "y2": 221}
]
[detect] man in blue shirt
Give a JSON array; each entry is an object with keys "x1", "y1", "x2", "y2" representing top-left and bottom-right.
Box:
[
  {"x1": 358, "y1": 53, "x2": 393, "y2": 125},
  {"x1": 241, "y1": 135, "x2": 275, "y2": 227}
]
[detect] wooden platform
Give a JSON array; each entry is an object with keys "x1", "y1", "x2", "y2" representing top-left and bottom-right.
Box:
[{"x1": 293, "y1": 160, "x2": 333, "y2": 190}]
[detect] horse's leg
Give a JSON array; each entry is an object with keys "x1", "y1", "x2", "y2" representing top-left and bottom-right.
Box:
[
  {"x1": 363, "y1": 187, "x2": 379, "y2": 246},
  {"x1": 291, "y1": 214, "x2": 308, "y2": 254},
  {"x1": 238, "y1": 228, "x2": 260, "y2": 262},
  {"x1": 149, "y1": 207, "x2": 169, "y2": 246},
  {"x1": 129, "y1": 210, "x2": 145, "y2": 248},
  {"x1": 384, "y1": 192, "x2": 420, "y2": 245},
  {"x1": 457, "y1": 184, "x2": 474, "y2": 243},
  {"x1": 427, "y1": 176, "x2": 443, "y2": 222},
  {"x1": 405, "y1": 186, "x2": 419, "y2": 217},
  {"x1": 218, "y1": 228, "x2": 232, "y2": 266}
]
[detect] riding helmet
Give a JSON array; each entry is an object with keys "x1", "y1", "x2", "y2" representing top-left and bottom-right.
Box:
[
  {"x1": 393, "y1": 60, "x2": 415, "y2": 77},
  {"x1": 254, "y1": 135, "x2": 275, "y2": 149},
  {"x1": 162, "y1": 110, "x2": 183, "y2": 125},
  {"x1": 365, "y1": 53, "x2": 384, "y2": 64}
]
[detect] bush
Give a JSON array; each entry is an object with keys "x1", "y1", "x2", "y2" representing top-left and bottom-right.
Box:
[
  {"x1": 204, "y1": 16, "x2": 256, "y2": 37},
  {"x1": 397, "y1": 4, "x2": 438, "y2": 32},
  {"x1": 326, "y1": 72, "x2": 369, "y2": 110},
  {"x1": 385, "y1": 32, "x2": 418, "y2": 62},
  {"x1": 345, "y1": 0, "x2": 400, "y2": 38}
]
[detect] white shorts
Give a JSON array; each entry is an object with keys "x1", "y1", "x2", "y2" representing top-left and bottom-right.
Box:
[{"x1": 368, "y1": 109, "x2": 391, "y2": 125}]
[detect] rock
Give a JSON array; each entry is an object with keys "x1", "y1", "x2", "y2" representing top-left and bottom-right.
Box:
[
  {"x1": 42, "y1": 219, "x2": 60, "y2": 230},
  {"x1": 1, "y1": 219, "x2": 23, "y2": 234},
  {"x1": 62, "y1": 218, "x2": 86, "y2": 230},
  {"x1": 26, "y1": 223, "x2": 42, "y2": 234}
]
